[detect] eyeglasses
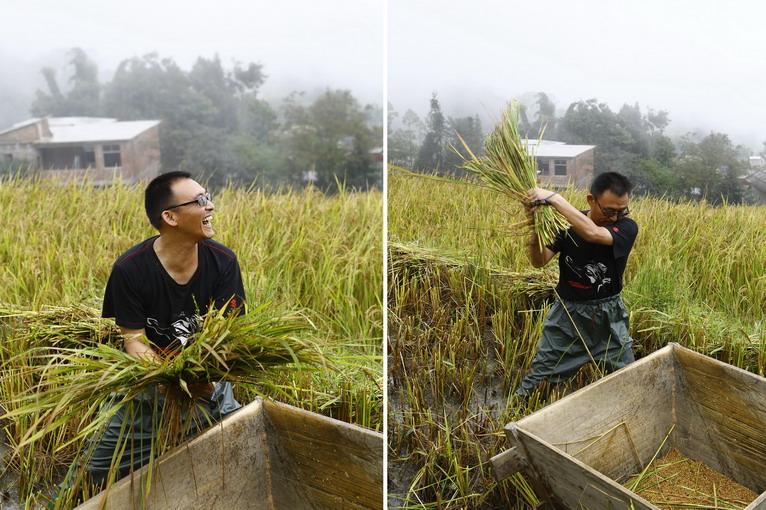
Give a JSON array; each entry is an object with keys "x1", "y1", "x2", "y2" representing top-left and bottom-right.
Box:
[
  {"x1": 166, "y1": 193, "x2": 212, "y2": 211},
  {"x1": 595, "y1": 197, "x2": 629, "y2": 218}
]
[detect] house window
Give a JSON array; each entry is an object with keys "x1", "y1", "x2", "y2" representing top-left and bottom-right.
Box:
[
  {"x1": 83, "y1": 146, "x2": 96, "y2": 167},
  {"x1": 537, "y1": 158, "x2": 549, "y2": 175},
  {"x1": 554, "y1": 159, "x2": 567, "y2": 176},
  {"x1": 103, "y1": 144, "x2": 121, "y2": 167}
]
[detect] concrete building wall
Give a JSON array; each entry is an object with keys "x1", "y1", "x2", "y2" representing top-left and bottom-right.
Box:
[
  {"x1": 571, "y1": 149, "x2": 595, "y2": 188},
  {"x1": 125, "y1": 124, "x2": 161, "y2": 182},
  {"x1": 0, "y1": 120, "x2": 50, "y2": 163}
]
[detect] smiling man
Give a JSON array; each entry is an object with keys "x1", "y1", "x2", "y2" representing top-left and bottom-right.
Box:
[
  {"x1": 515, "y1": 171, "x2": 638, "y2": 403},
  {"x1": 85, "y1": 171, "x2": 246, "y2": 488}
]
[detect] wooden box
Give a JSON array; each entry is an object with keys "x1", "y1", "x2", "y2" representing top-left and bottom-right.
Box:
[
  {"x1": 76, "y1": 397, "x2": 383, "y2": 510},
  {"x1": 491, "y1": 343, "x2": 766, "y2": 509}
]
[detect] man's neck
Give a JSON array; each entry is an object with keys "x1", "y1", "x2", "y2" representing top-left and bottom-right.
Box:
[{"x1": 153, "y1": 234, "x2": 200, "y2": 284}]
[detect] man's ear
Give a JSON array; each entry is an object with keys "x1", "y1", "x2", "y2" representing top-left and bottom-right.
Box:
[
  {"x1": 161, "y1": 210, "x2": 178, "y2": 227},
  {"x1": 586, "y1": 194, "x2": 596, "y2": 206}
]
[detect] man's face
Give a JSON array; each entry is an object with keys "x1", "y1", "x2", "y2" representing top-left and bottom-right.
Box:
[
  {"x1": 587, "y1": 190, "x2": 630, "y2": 226},
  {"x1": 166, "y1": 178, "x2": 215, "y2": 239}
]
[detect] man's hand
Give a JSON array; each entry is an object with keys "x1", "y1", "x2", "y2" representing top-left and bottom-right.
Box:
[
  {"x1": 526, "y1": 187, "x2": 557, "y2": 205},
  {"x1": 159, "y1": 381, "x2": 216, "y2": 400}
]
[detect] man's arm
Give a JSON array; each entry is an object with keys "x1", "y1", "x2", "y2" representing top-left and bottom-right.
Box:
[
  {"x1": 119, "y1": 326, "x2": 214, "y2": 399},
  {"x1": 527, "y1": 188, "x2": 614, "y2": 246},
  {"x1": 120, "y1": 327, "x2": 158, "y2": 361}
]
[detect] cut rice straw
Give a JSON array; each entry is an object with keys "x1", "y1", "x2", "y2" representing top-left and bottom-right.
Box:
[
  {"x1": 629, "y1": 424, "x2": 675, "y2": 493},
  {"x1": 390, "y1": 100, "x2": 570, "y2": 251},
  {"x1": 457, "y1": 101, "x2": 570, "y2": 251}
]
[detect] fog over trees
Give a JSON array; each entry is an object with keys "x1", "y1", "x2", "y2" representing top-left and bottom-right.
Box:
[
  {"x1": 3, "y1": 48, "x2": 383, "y2": 191},
  {"x1": 389, "y1": 92, "x2": 756, "y2": 205}
]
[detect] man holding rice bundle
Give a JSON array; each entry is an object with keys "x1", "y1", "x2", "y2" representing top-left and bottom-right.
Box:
[
  {"x1": 84, "y1": 170, "x2": 246, "y2": 488},
  {"x1": 515, "y1": 171, "x2": 637, "y2": 402}
]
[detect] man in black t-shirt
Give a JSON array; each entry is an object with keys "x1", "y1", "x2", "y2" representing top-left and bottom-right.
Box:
[
  {"x1": 515, "y1": 172, "x2": 638, "y2": 401},
  {"x1": 83, "y1": 171, "x2": 246, "y2": 488}
]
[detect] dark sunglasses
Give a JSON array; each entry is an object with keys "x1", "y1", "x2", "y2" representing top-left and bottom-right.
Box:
[
  {"x1": 595, "y1": 197, "x2": 629, "y2": 218},
  {"x1": 166, "y1": 193, "x2": 212, "y2": 210}
]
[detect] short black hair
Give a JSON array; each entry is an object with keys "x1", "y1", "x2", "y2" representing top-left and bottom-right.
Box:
[
  {"x1": 145, "y1": 171, "x2": 192, "y2": 230},
  {"x1": 590, "y1": 172, "x2": 633, "y2": 198}
]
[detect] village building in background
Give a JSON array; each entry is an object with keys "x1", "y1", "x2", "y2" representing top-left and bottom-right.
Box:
[
  {"x1": 0, "y1": 117, "x2": 161, "y2": 184},
  {"x1": 744, "y1": 154, "x2": 766, "y2": 204},
  {"x1": 530, "y1": 140, "x2": 595, "y2": 190}
]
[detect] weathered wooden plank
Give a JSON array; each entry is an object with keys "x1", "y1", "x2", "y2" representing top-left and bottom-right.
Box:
[
  {"x1": 262, "y1": 399, "x2": 384, "y2": 510},
  {"x1": 517, "y1": 344, "x2": 676, "y2": 483},
  {"x1": 76, "y1": 397, "x2": 384, "y2": 510},
  {"x1": 489, "y1": 446, "x2": 526, "y2": 481},
  {"x1": 745, "y1": 490, "x2": 766, "y2": 509},
  {"x1": 514, "y1": 427, "x2": 657, "y2": 510},
  {"x1": 76, "y1": 398, "x2": 285, "y2": 510},
  {"x1": 673, "y1": 346, "x2": 766, "y2": 495},
  {"x1": 493, "y1": 344, "x2": 766, "y2": 509}
]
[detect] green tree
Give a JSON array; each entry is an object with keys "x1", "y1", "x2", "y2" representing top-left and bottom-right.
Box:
[
  {"x1": 415, "y1": 93, "x2": 446, "y2": 171},
  {"x1": 559, "y1": 99, "x2": 637, "y2": 177},
  {"x1": 529, "y1": 92, "x2": 556, "y2": 139},
  {"x1": 281, "y1": 89, "x2": 381, "y2": 190},
  {"x1": 444, "y1": 115, "x2": 484, "y2": 175},
  {"x1": 675, "y1": 132, "x2": 745, "y2": 204},
  {"x1": 650, "y1": 134, "x2": 676, "y2": 168},
  {"x1": 617, "y1": 103, "x2": 650, "y2": 159},
  {"x1": 387, "y1": 105, "x2": 425, "y2": 169},
  {"x1": 31, "y1": 48, "x2": 101, "y2": 117},
  {"x1": 636, "y1": 158, "x2": 679, "y2": 197},
  {"x1": 102, "y1": 53, "x2": 267, "y2": 186}
]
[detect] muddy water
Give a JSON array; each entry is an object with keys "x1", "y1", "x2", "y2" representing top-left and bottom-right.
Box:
[{"x1": 0, "y1": 441, "x2": 22, "y2": 510}]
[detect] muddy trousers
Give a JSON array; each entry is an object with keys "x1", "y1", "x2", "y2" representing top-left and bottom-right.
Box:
[
  {"x1": 515, "y1": 294, "x2": 634, "y2": 398},
  {"x1": 80, "y1": 382, "x2": 240, "y2": 488}
]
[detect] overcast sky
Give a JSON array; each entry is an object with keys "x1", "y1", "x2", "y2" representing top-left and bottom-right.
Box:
[
  {"x1": 0, "y1": 0, "x2": 383, "y2": 126},
  {"x1": 4, "y1": 1, "x2": 766, "y2": 151},
  {"x1": 389, "y1": 0, "x2": 766, "y2": 151}
]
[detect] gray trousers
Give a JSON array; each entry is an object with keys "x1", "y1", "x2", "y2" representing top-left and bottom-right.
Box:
[
  {"x1": 82, "y1": 382, "x2": 240, "y2": 487},
  {"x1": 516, "y1": 294, "x2": 634, "y2": 398}
]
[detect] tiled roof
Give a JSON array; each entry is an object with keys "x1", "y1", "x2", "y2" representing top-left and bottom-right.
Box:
[
  {"x1": 40, "y1": 117, "x2": 160, "y2": 144},
  {"x1": 745, "y1": 169, "x2": 766, "y2": 192},
  {"x1": 0, "y1": 117, "x2": 160, "y2": 144},
  {"x1": 526, "y1": 139, "x2": 595, "y2": 158}
]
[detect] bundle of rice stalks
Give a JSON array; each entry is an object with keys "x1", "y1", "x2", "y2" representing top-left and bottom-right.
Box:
[
  {"x1": 492, "y1": 269, "x2": 557, "y2": 299},
  {"x1": 389, "y1": 242, "x2": 556, "y2": 297},
  {"x1": 388, "y1": 242, "x2": 475, "y2": 276},
  {"x1": 0, "y1": 303, "x2": 121, "y2": 348},
  {"x1": 0, "y1": 303, "x2": 324, "y2": 507},
  {"x1": 455, "y1": 101, "x2": 570, "y2": 251}
]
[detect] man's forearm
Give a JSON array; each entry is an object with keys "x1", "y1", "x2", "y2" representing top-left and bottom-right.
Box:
[
  {"x1": 124, "y1": 337, "x2": 158, "y2": 362},
  {"x1": 527, "y1": 189, "x2": 602, "y2": 243}
]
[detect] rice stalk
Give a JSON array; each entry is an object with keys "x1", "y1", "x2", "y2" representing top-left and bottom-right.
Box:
[
  {"x1": 454, "y1": 101, "x2": 570, "y2": 251},
  {"x1": 1, "y1": 303, "x2": 325, "y2": 508},
  {"x1": 0, "y1": 303, "x2": 121, "y2": 348}
]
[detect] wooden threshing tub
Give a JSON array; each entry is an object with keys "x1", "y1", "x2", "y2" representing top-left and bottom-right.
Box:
[
  {"x1": 76, "y1": 397, "x2": 383, "y2": 509},
  {"x1": 490, "y1": 343, "x2": 766, "y2": 509}
]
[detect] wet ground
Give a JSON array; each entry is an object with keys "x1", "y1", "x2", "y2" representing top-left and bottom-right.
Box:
[{"x1": 0, "y1": 441, "x2": 21, "y2": 510}]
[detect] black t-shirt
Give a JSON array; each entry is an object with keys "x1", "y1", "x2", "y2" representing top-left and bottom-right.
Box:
[
  {"x1": 549, "y1": 213, "x2": 638, "y2": 301},
  {"x1": 102, "y1": 236, "x2": 246, "y2": 352}
]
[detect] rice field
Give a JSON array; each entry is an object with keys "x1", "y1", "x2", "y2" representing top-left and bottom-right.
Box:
[
  {"x1": 387, "y1": 171, "x2": 766, "y2": 509},
  {"x1": 0, "y1": 175, "x2": 383, "y2": 508}
]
